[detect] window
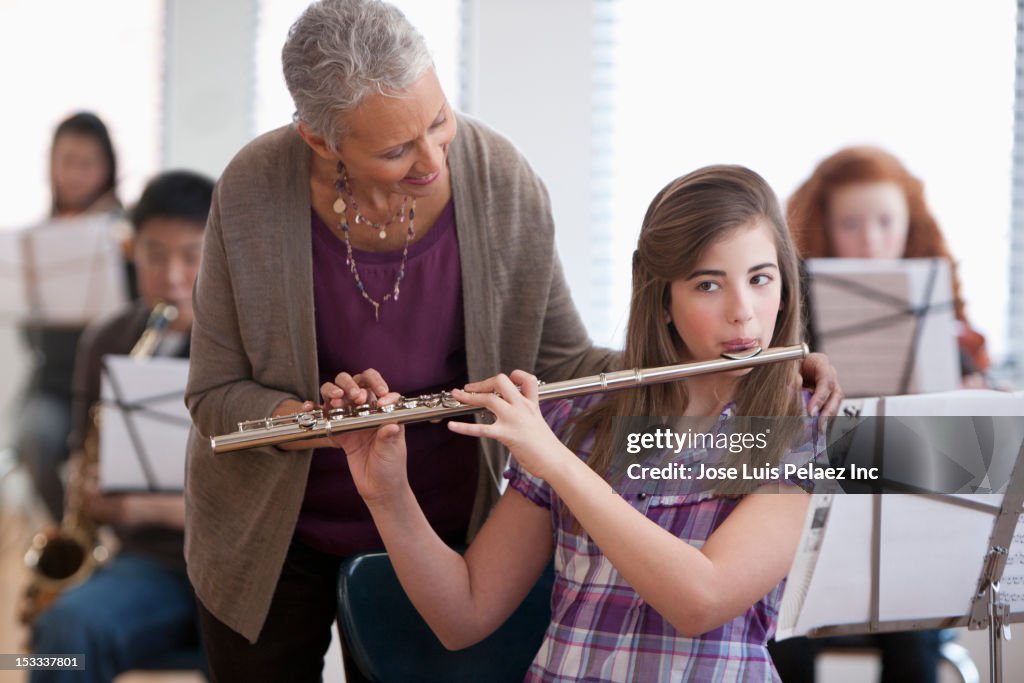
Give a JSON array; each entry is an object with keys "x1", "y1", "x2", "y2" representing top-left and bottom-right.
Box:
[
  {"x1": 0, "y1": 0, "x2": 163, "y2": 227},
  {"x1": 597, "y1": 0, "x2": 1015, "y2": 360}
]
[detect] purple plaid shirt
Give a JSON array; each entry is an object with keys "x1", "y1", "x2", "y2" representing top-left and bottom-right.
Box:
[{"x1": 505, "y1": 394, "x2": 821, "y2": 683}]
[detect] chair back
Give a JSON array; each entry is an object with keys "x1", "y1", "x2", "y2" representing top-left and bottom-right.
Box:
[{"x1": 337, "y1": 551, "x2": 554, "y2": 683}]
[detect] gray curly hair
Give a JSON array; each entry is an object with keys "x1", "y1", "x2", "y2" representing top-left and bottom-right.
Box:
[{"x1": 282, "y1": 0, "x2": 434, "y2": 151}]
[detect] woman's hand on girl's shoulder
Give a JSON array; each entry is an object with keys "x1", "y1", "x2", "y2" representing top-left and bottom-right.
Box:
[
  {"x1": 800, "y1": 352, "x2": 844, "y2": 418},
  {"x1": 448, "y1": 370, "x2": 569, "y2": 481}
]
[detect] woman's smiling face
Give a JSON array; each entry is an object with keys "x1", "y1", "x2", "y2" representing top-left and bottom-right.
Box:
[{"x1": 335, "y1": 68, "x2": 457, "y2": 199}]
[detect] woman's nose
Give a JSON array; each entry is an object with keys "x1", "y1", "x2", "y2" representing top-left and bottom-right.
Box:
[{"x1": 412, "y1": 138, "x2": 443, "y2": 174}]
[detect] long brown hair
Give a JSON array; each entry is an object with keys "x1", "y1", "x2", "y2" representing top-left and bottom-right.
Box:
[
  {"x1": 565, "y1": 165, "x2": 805, "y2": 482},
  {"x1": 787, "y1": 146, "x2": 966, "y2": 320}
]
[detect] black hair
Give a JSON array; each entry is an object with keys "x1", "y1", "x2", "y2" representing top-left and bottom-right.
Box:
[
  {"x1": 51, "y1": 112, "x2": 118, "y2": 212},
  {"x1": 130, "y1": 170, "x2": 214, "y2": 233}
]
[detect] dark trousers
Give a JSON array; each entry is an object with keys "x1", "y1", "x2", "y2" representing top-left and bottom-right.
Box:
[
  {"x1": 16, "y1": 391, "x2": 72, "y2": 522},
  {"x1": 769, "y1": 631, "x2": 942, "y2": 683},
  {"x1": 197, "y1": 539, "x2": 370, "y2": 683}
]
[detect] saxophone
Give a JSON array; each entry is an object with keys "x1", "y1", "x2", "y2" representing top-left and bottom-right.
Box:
[{"x1": 19, "y1": 303, "x2": 178, "y2": 624}]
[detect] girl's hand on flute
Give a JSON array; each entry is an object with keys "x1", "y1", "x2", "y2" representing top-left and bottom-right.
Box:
[
  {"x1": 340, "y1": 422, "x2": 410, "y2": 505},
  {"x1": 268, "y1": 368, "x2": 401, "y2": 452},
  {"x1": 448, "y1": 370, "x2": 568, "y2": 481},
  {"x1": 316, "y1": 367, "x2": 408, "y2": 501}
]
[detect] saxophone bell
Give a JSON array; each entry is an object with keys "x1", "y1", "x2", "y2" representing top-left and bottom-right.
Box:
[{"x1": 20, "y1": 301, "x2": 177, "y2": 626}]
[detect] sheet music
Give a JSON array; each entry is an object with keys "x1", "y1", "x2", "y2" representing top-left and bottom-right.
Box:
[
  {"x1": 805, "y1": 258, "x2": 960, "y2": 397},
  {"x1": 777, "y1": 391, "x2": 1024, "y2": 639},
  {"x1": 99, "y1": 355, "x2": 191, "y2": 492},
  {"x1": 30, "y1": 214, "x2": 129, "y2": 324},
  {"x1": 999, "y1": 517, "x2": 1024, "y2": 607},
  {"x1": 778, "y1": 494, "x2": 999, "y2": 639},
  {"x1": 0, "y1": 214, "x2": 129, "y2": 325},
  {"x1": 843, "y1": 390, "x2": 1024, "y2": 416}
]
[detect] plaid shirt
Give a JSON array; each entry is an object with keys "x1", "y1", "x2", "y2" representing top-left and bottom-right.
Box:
[{"x1": 505, "y1": 394, "x2": 821, "y2": 683}]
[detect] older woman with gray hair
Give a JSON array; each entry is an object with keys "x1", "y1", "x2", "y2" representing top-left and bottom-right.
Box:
[{"x1": 183, "y1": 0, "x2": 841, "y2": 679}]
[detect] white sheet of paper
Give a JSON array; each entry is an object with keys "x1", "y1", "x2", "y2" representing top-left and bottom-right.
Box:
[
  {"x1": 777, "y1": 494, "x2": 997, "y2": 639},
  {"x1": 777, "y1": 391, "x2": 1024, "y2": 639},
  {"x1": 805, "y1": 258, "x2": 960, "y2": 397},
  {"x1": 17, "y1": 214, "x2": 128, "y2": 325},
  {"x1": 98, "y1": 355, "x2": 191, "y2": 492},
  {"x1": 1002, "y1": 517, "x2": 1024, "y2": 605},
  {"x1": 842, "y1": 390, "x2": 1024, "y2": 418}
]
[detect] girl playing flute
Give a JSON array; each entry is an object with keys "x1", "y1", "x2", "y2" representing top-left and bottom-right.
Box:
[{"x1": 336, "y1": 165, "x2": 822, "y2": 682}]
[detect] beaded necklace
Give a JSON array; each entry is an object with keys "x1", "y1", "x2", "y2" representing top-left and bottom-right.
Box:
[
  {"x1": 335, "y1": 162, "x2": 415, "y2": 321},
  {"x1": 333, "y1": 163, "x2": 409, "y2": 240}
]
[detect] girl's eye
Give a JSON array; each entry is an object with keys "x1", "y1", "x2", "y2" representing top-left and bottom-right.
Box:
[
  {"x1": 382, "y1": 146, "x2": 407, "y2": 160},
  {"x1": 696, "y1": 281, "x2": 719, "y2": 292},
  {"x1": 750, "y1": 274, "x2": 772, "y2": 286}
]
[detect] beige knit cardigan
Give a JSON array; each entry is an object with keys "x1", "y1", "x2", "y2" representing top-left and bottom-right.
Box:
[{"x1": 184, "y1": 115, "x2": 615, "y2": 642}]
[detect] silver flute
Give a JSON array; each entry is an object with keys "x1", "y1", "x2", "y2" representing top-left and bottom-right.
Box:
[{"x1": 211, "y1": 343, "x2": 808, "y2": 454}]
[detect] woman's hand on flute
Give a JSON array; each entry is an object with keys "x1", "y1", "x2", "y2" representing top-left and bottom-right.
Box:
[
  {"x1": 269, "y1": 368, "x2": 401, "y2": 452},
  {"x1": 448, "y1": 370, "x2": 569, "y2": 482},
  {"x1": 320, "y1": 367, "x2": 400, "y2": 411},
  {"x1": 318, "y1": 368, "x2": 408, "y2": 502}
]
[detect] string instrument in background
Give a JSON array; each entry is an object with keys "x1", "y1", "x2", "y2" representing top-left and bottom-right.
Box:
[
  {"x1": 211, "y1": 343, "x2": 808, "y2": 454},
  {"x1": 19, "y1": 302, "x2": 178, "y2": 625}
]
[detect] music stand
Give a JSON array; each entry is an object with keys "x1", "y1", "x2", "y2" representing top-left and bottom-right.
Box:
[
  {"x1": 804, "y1": 257, "x2": 960, "y2": 397},
  {"x1": 0, "y1": 214, "x2": 129, "y2": 326},
  {"x1": 98, "y1": 355, "x2": 192, "y2": 492},
  {"x1": 777, "y1": 393, "x2": 1024, "y2": 683}
]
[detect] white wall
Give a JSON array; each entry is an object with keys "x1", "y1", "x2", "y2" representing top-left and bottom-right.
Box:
[
  {"x1": 163, "y1": 0, "x2": 257, "y2": 178},
  {"x1": 462, "y1": 0, "x2": 604, "y2": 342}
]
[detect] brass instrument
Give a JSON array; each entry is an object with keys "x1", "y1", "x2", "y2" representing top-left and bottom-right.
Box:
[
  {"x1": 212, "y1": 343, "x2": 808, "y2": 454},
  {"x1": 20, "y1": 302, "x2": 179, "y2": 625},
  {"x1": 130, "y1": 302, "x2": 178, "y2": 359}
]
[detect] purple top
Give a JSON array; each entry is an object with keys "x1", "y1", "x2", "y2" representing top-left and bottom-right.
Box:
[
  {"x1": 297, "y1": 200, "x2": 479, "y2": 556},
  {"x1": 506, "y1": 393, "x2": 822, "y2": 682}
]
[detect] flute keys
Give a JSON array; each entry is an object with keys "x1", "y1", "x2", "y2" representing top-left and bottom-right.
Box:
[{"x1": 297, "y1": 413, "x2": 317, "y2": 429}]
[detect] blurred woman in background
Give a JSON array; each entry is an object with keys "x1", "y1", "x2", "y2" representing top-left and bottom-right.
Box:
[
  {"x1": 787, "y1": 145, "x2": 989, "y2": 381},
  {"x1": 16, "y1": 111, "x2": 123, "y2": 523}
]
